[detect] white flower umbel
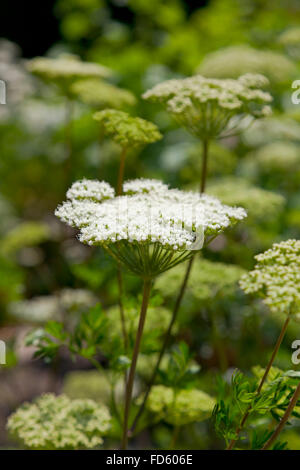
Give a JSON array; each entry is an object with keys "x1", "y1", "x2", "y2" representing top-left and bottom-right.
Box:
[
  {"x1": 55, "y1": 178, "x2": 246, "y2": 278},
  {"x1": 56, "y1": 177, "x2": 246, "y2": 450},
  {"x1": 143, "y1": 74, "x2": 272, "y2": 139}
]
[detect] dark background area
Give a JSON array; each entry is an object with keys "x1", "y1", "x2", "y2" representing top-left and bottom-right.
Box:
[{"x1": 1, "y1": 0, "x2": 208, "y2": 57}]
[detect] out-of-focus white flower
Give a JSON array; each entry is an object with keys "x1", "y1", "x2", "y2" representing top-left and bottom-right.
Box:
[
  {"x1": 27, "y1": 54, "x2": 112, "y2": 85},
  {"x1": 197, "y1": 46, "x2": 296, "y2": 84},
  {"x1": 8, "y1": 288, "x2": 97, "y2": 323}
]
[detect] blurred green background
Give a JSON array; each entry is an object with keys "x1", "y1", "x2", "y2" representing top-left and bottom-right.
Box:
[{"x1": 1, "y1": 0, "x2": 300, "y2": 449}]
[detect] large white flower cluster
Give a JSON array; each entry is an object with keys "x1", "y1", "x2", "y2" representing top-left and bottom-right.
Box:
[
  {"x1": 240, "y1": 240, "x2": 300, "y2": 318},
  {"x1": 143, "y1": 74, "x2": 272, "y2": 139},
  {"x1": 55, "y1": 178, "x2": 247, "y2": 252}
]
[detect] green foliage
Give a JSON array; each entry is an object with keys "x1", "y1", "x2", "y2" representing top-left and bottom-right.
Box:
[
  {"x1": 213, "y1": 368, "x2": 300, "y2": 448},
  {"x1": 26, "y1": 303, "x2": 109, "y2": 361},
  {"x1": 157, "y1": 342, "x2": 200, "y2": 389},
  {"x1": 1, "y1": 222, "x2": 50, "y2": 258}
]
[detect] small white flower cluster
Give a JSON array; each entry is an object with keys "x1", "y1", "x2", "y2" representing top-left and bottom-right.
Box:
[
  {"x1": 143, "y1": 74, "x2": 272, "y2": 138},
  {"x1": 7, "y1": 394, "x2": 111, "y2": 450},
  {"x1": 55, "y1": 178, "x2": 247, "y2": 252},
  {"x1": 240, "y1": 240, "x2": 300, "y2": 318},
  {"x1": 66, "y1": 179, "x2": 115, "y2": 202}
]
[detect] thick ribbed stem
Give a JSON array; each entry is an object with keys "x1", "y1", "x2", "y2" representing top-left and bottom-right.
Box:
[
  {"x1": 262, "y1": 380, "x2": 300, "y2": 450},
  {"x1": 121, "y1": 279, "x2": 152, "y2": 449},
  {"x1": 227, "y1": 316, "x2": 290, "y2": 450}
]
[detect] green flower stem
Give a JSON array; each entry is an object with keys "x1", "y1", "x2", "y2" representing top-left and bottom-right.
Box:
[
  {"x1": 262, "y1": 380, "x2": 300, "y2": 450},
  {"x1": 200, "y1": 139, "x2": 209, "y2": 193},
  {"x1": 227, "y1": 315, "x2": 290, "y2": 450},
  {"x1": 129, "y1": 139, "x2": 210, "y2": 435},
  {"x1": 121, "y1": 279, "x2": 152, "y2": 450}
]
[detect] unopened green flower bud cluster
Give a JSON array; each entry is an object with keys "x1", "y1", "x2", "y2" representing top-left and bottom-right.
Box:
[{"x1": 93, "y1": 109, "x2": 162, "y2": 147}]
